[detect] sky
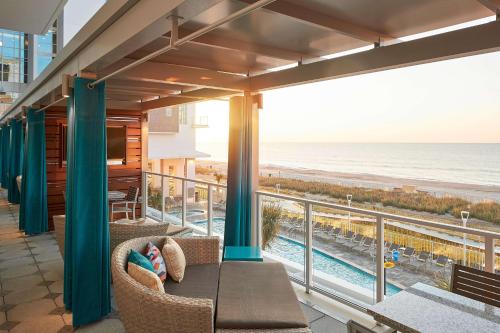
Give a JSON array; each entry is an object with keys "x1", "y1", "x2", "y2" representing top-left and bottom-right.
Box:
[
  {"x1": 196, "y1": 50, "x2": 500, "y2": 144},
  {"x1": 195, "y1": 18, "x2": 500, "y2": 145}
]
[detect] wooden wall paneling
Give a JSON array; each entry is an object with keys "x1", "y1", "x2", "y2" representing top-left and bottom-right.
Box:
[{"x1": 45, "y1": 107, "x2": 144, "y2": 229}]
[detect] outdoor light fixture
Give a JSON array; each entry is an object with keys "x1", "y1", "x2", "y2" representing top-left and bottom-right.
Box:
[
  {"x1": 347, "y1": 194, "x2": 353, "y2": 232},
  {"x1": 461, "y1": 210, "x2": 470, "y2": 266}
]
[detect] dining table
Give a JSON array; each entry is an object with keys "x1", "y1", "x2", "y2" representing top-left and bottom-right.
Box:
[
  {"x1": 367, "y1": 282, "x2": 500, "y2": 333},
  {"x1": 108, "y1": 190, "x2": 126, "y2": 202}
]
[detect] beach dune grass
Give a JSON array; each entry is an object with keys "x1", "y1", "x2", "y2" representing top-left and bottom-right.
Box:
[{"x1": 259, "y1": 177, "x2": 500, "y2": 224}]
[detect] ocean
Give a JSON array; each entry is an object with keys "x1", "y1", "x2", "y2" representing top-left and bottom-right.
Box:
[{"x1": 196, "y1": 142, "x2": 500, "y2": 187}]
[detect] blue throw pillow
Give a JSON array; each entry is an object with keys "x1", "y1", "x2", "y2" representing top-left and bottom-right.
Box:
[{"x1": 128, "y1": 249, "x2": 155, "y2": 273}]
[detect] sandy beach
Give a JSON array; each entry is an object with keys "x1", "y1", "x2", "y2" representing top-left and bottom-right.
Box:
[{"x1": 197, "y1": 160, "x2": 500, "y2": 203}]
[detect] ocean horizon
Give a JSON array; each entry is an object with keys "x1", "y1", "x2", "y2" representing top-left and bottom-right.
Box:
[{"x1": 196, "y1": 142, "x2": 500, "y2": 187}]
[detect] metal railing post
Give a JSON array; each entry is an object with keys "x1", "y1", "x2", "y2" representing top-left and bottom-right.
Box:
[
  {"x1": 376, "y1": 216, "x2": 385, "y2": 303},
  {"x1": 305, "y1": 202, "x2": 313, "y2": 293},
  {"x1": 484, "y1": 236, "x2": 495, "y2": 273},
  {"x1": 141, "y1": 171, "x2": 147, "y2": 218},
  {"x1": 160, "y1": 175, "x2": 165, "y2": 222},
  {"x1": 182, "y1": 179, "x2": 187, "y2": 227},
  {"x1": 207, "y1": 184, "x2": 213, "y2": 236},
  {"x1": 256, "y1": 193, "x2": 262, "y2": 248}
]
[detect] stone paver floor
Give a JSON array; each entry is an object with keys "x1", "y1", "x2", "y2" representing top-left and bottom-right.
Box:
[{"x1": 0, "y1": 191, "x2": 346, "y2": 333}]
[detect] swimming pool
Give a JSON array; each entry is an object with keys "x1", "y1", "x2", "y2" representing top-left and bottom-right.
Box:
[{"x1": 193, "y1": 218, "x2": 401, "y2": 297}]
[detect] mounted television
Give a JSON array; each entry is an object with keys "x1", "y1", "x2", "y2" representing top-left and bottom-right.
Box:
[{"x1": 61, "y1": 125, "x2": 127, "y2": 165}]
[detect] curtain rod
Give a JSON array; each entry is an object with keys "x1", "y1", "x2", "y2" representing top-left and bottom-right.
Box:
[
  {"x1": 35, "y1": 96, "x2": 68, "y2": 113},
  {"x1": 88, "y1": 0, "x2": 276, "y2": 88}
]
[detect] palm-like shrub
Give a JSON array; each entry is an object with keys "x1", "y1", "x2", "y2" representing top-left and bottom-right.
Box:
[{"x1": 262, "y1": 202, "x2": 282, "y2": 249}]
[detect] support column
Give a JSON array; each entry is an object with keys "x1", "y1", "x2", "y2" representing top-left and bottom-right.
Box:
[
  {"x1": 64, "y1": 77, "x2": 110, "y2": 327},
  {"x1": 224, "y1": 92, "x2": 261, "y2": 248}
]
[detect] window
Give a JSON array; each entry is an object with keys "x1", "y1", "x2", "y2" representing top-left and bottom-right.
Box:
[{"x1": 178, "y1": 105, "x2": 187, "y2": 125}]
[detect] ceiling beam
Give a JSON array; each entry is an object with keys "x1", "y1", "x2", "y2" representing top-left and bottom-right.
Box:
[
  {"x1": 141, "y1": 88, "x2": 236, "y2": 110},
  {"x1": 164, "y1": 27, "x2": 317, "y2": 61},
  {"x1": 249, "y1": 19, "x2": 500, "y2": 91},
  {"x1": 477, "y1": 0, "x2": 500, "y2": 13},
  {"x1": 238, "y1": 0, "x2": 393, "y2": 43},
  {"x1": 107, "y1": 79, "x2": 187, "y2": 92},
  {"x1": 103, "y1": 58, "x2": 249, "y2": 91}
]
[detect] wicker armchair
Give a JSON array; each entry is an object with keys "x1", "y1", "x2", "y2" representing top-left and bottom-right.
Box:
[{"x1": 111, "y1": 236, "x2": 220, "y2": 333}]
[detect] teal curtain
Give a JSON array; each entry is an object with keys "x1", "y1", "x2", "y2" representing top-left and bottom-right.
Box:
[
  {"x1": 8, "y1": 118, "x2": 23, "y2": 204},
  {"x1": 224, "y1": 97, "x2": 254, "y2": 248},
  {"x1": 0, "y1": 127, "x2": 3, "y2": 186},
  {"x1": 64, "y1": 77, "x2": 110, "y2": 327},
  {"x1": 21, "y1": 109, "x2": 48, "y2": 235},
  {"x1": 1, "y1": 124, "x2": 11, "y2": 189}
]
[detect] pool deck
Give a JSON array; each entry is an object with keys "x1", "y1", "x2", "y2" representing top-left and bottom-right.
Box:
[{"x1": 287, "y1": 227, "x2": 443, "y2": 290}]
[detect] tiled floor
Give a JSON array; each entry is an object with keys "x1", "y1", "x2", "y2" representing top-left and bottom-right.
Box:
[{"x1": 0, "y1": 191, "x2": 347, "y2": 333}]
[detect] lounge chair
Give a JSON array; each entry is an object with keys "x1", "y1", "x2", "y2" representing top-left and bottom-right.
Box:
[
  {"x1": 330, "y1": 227, "x2": 342, "y2": 239},
  {"x1": 338, "y1": 230, "x2": 355, "y2": 244},
  {"x1": 312, "y1": 222, "x2": 323, "y2": 234},
  {"x1": 353, "y1": 237, "x2": 373, "y2": 252},
  {"x1": 434, "y1": 255, "x2": 450, "y2": 271},
  {"x1": 409, "y1": 251, "x2": 431, "y2": 271},
  {"x1": 347, "y1": 234, "x2": 364, "y2": 250},
  {"x1": 399, "y1": 247, "x2": 415, "y2": 265},
  {"x1": 360, "y1": 237, "x2": 375, "y2": 252},
  {"x1": 386, "y1": 243, "x2": 400, "y2": 254}
]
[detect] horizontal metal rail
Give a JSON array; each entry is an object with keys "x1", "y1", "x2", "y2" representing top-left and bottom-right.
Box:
[
  {"x1": 256, "y1": 190, "x2": 500, "y2": 239},
  {"x1": 144, "y1": 171, "x2": 227, "y2": 188}
]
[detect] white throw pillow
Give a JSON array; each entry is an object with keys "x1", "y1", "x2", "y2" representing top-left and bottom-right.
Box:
[{"x1": 128, "y1": 262, "x2": 165, "y2": 292}]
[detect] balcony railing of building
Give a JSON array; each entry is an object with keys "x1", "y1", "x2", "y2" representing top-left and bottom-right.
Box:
[{"x1": 141, "y1": 171, "x2": 500, "y2": 311}]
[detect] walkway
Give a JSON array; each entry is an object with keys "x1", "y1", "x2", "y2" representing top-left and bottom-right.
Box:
[{"x1": 0, "y1": 191, "x2": 347, "y2": 333}]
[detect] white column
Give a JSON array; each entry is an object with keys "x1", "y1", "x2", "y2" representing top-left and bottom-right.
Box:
[{"x1": 247, "y1": 93, "x2": 261, "y2": 247}]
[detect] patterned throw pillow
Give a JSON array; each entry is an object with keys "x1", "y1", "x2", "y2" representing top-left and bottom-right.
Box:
[
  {"x1": 128, "y1": 262, "x2": 164, "y2": 292},
  {"x1": 128, "y1": 249, "x2": 154, "y2": 273},
  {"x1": 162, "y1": 237, "x2": 186, "y2": 282},
  {"x1": 145, "y1": 242, "x2": 167, "y2": 282}
]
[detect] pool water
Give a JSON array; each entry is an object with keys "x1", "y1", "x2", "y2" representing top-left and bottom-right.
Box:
[{"x1": 193, "y1": 218, "x2": 401, "y2": 297}]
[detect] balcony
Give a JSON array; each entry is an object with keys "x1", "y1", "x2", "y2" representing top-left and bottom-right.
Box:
[{"x1": 144, "y1": 171, "x2": 500, "y2": 312}]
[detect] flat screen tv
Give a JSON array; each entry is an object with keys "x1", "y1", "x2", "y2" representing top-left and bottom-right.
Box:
[{"x1": 61, "y1": 125, "x2": 127, "y2": 164}]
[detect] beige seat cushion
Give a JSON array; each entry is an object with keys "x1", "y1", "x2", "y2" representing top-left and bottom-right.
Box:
[
  {"x1": 128, "y1": 262, "x2": 165, "y2": 292},
  {"x1": 162, "y1": 237, "x2": 186, "y2": 282}
]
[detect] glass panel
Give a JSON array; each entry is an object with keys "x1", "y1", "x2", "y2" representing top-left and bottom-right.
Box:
[
  {"x1": 312, "y1": 205, "x2": 377, "y2": 305},
  {"x1": 163, "y1": 176, "x2": 183, "y2": 225},
  {"x1": 146, "y1": 173, "x2": 163, "y2": 221},
  {"x1": 184, "y1": 180, "x2": 207, "y2": 234},
  {"x1": 383, "y1": 217, "x2": 477, "y2": 300},
  {"x1": 212, "y1": 185, "x2": 226, "y2": 236},
  {"x1": 261, "y1": 195, "x2": 306, "y2": 284}
]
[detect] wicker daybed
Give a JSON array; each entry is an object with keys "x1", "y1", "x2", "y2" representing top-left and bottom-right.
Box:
[
  {"x1": 112, "y1": 236, "x2": 219, "y2": 332},
  {"x1": 111, "y1": 236, "x2": 311, "y2": 333}
]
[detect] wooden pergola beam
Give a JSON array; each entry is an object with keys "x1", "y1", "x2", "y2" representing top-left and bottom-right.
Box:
[
  {"x1": 104, "y1": 58, "x2": 249, "y2": 91},
  {"x1": 239, "y1": 0, "x2": 393, "y2": 43},
  {"x1": 249, "y1": 19, "x2": 500, "y2": 91}
]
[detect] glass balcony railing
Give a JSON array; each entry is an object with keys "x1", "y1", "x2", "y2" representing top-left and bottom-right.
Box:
[{"x1": 142, "y1": 172, "x2": 500, "y2": 310}]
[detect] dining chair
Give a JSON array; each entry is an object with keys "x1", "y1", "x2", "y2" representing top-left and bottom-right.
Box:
[
  {"x1": 450, "y1": 263, "x2": 500, "y2": 307},
  {"x1": 111, "y1": 186, "x2": 140, "y2": 222}
]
